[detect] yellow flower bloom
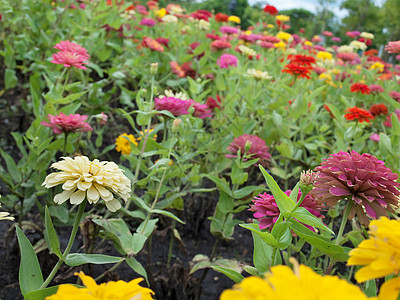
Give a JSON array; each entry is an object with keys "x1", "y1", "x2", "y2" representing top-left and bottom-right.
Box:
[
  {"x1": 220, "y1": 260, "x2": 376, "y2": 300},
  {"x1": 350, "y1": 40, "x2": 367, "y2": 51},
  {"x1": 46, "y1": 272, "x2": 154, "y2": 300},
  {"x1": 348, "y1": 217, "x2": 400, "y2": 283},
  {"x1": 361, "y1": 32, "x2": 374, "y2": 40},
  {"x1": 155, "y1": 8, "x2": 167, "y2": 18},
  {"x1": 276, "y1": 31, "x2": 292, "y2": 42},
  {"x1": 276, "y1": 14, "x2": 290, "y2": 22},
  {"x1": 228, "y1": 15, "x2": 241, "y2": 23},
  {"x1": 304, "y1": 41, "x2": 313, "y2": 46},
  {"x1": 319, "y1": 73, "x2": 332, "y2": 83},
  {"x1": 274, "y1": 41, "x2": 286, "y2": 49},
  {"x1": 370, "y1": 62, "x2": 384, "y2": 72},
  {"x1": 115, "y1": 133, "x2": 138, "y2": 155},
  {"x1": 316, "y1": 51, "x2": 333, "y2": 60},
  {"x1": 42, "y1": 156, "x2": 131, "y2": 212},
  {"x1": 267, "y1": 24, "x2": 274, "y2": 28}
]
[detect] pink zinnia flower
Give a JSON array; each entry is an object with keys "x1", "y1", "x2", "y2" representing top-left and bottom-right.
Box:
[
  {"x1": 385, "y1": 41, "x2": 400, "y2": 54},
  {"x1": 41, "y1": 113, "x2": 93, "y2": 134},
  {"x1": 226, "y1": 134, "x2": 271, "y2": 165},
  {"x1": 389, "y1": 91, "x2": 400, "y2": 102},
  {"x1": 336, "y1": 52, "x2": 357, "y2": 62},
  {"x1": 258, "y1": 41, "x2": 275, "y2": 49},
  {"x1": 219, "y1": 26, "x2": 239, "y2": 35},
  {"x1": 250, "y1": 190, "x2": 324, "y2": 231},
  {"x1": 154, "y1": 97, "x2": 190, "y2": 117},
  {"x1": 187, "y1": 100, "x2": 212, "y2": 119},
  {"x1": 210, "y1": 40, "x2": 231, "y2": 51},
  {"x1": 369, "y1": 84, "x2": 384, "y2": 94},
  {"x1": 383, "y1": 109, "x2": 400, "y2": 128},
  {"x1": 322, "y1": 31, "x2": 333, "y2": 37},
  {"x1": 140, "y1": 18, "x2": 156, "y2": 27},
  {"x1": 369, "y1": 133, "x2": 380, "y2": 142},
  {"x1": 310, "y1": 150, "x2": 400, "y2": 226},
  {"x1": 217, "y1": 54, "x2": 238, "y2": 69},
  {"x1": 53, "y1": 41, "x2": 90, "y2": 60},
  {"x1": 51, "y1": 41, "x2": 90, "y2": 70}
]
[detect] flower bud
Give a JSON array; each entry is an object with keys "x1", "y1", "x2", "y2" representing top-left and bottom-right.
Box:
[
  {"x1": 299, "y1": 170, "x2": 319, "y2": 194},
  {"x1": 172, "y1": 119, "x2": 181, "y2": 133},
  {"x1": 95, "y1": 112, "x2": 108, "y2": 125},
  {"x1": 244, "y1": 140, "x2": 252, "y2": 154},
  {"x1": 150, "y1": 63, "x2": 158, "y2": 75}
]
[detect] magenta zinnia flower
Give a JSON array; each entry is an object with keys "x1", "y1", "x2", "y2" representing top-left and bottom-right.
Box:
[
  {"x1": 226, "y1": 134, "x2": 271, "y2": 165},
  {"x1": 53, "y1": 41, "x2": 90, "y2": 60},
  {"x1": 41, "y1": 113, "x2": 93, "y2": 134},
  {"x1": 219, "y1": 26, "x2": 239, "y2": 34},
  {"x1": 310, "y1": 150, "x2": 400, "y2": 226},
  {"x1": 217, "y1": 54, "x2": 238, "y2": 69},
  {"x1": 154, "y1": 97, "x2": 190, "y2": 117},
  {"x1": 250, "y1": 190, "x2": 324, "y2": 231},
  {"x1": 187, "y1": 100, "x2": 212, "y2": 119}
]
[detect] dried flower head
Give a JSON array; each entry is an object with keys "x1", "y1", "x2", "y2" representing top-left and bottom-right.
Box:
[
  {"x1": 310, "y1": 150, "x2": 400, "y2": 226},
  {"x1": 42, "y1": 156, "x2": 131, "y2": 212},
  {"x1": 226, "y1": 134, "x2": 271, "y2": 165},
  {"x1": 41, "y1": 113, "x2": 93, "y2": 134}
]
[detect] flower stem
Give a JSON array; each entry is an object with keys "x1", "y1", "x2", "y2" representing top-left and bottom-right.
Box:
[
  {"x1": 167, "y1": 219, "x2": 176, "y2": 268},
  {"x1": 63, "y1": 132, "x2": 69, "y2": 156},
  {"x1": 40, "y1": 200, "x2": 87, "y2": 289},
  {"x1": 335, "y1": 200, "x2": 353, "y2": 245}
]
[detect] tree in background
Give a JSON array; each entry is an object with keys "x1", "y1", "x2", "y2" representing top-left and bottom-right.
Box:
[{"x1": 279, "y1": 9, "x2": 315, "y2": 38}]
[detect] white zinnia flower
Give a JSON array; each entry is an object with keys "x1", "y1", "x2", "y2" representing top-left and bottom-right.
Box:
[
  {"x1": 0, "y1": 203, "x2": 14, "y2": 221},
  {"x1": 158, "y1": 89, "x2": 188, "y2": 100},
  {"x1": 238, "y1": 45, "x2": 257, "y2": 57},
  {"x1": 197, "y1": 19, "x2": 210, "y2": 31},
  {"x1": 42, "y1": 156, "x2": 131, "y2": 212},
  {"x1": 337, "y1": 45, "x2": 354, "y2": 53},
  {"x1": 245, "y1": 69, "x2": 272, "y2": 80},
  {"x1": 162, "y1": 14, "x2": 178, "y2": 24},
  {"x1": 350, "y1": 41, "x2": 367, "y2": 51},
  {"x1": 361, "y1": 32, "x2": 374, "y2": 40}
]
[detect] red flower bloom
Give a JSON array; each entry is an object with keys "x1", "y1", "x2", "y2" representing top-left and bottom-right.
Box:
[
  {"x1": 206, "y1": 95, "x2": 222, "y2": 109},
  {"x1": 369, "y1": 104, "x2": 388, "y2": 116},
  {"x1": 282, "y1": 63, "x2": 312, "y2": 79},
  {"x1": 41, "y1": 113, "x2": 93, "y2": 134},
  {"x1": 215, "y1": 12, "x2": 229, "y2": 22},
  {"x1": 350, "y1": 83, "x2": 371, "y2": 94},
  {"x1": 263, "y1": 5, "x2": 278, "y2": 15},
  {"x1": 288, "y1": 54, "x2": 316, "y2": 67},
  {"x1": 210, "y1": 39, "x2": 231, "y2": 51},
  {"x1": 226, "y1": 134, "x2": 271, "y2": 165},
  {"x1": 344, "y1": 107, "x2": 374, "y2": 123},
  {"x1": 323, "y1": 104, "x2": 334, "y2": 118},
  {"x1": 142, "y1": 37, "x2": 164, "y2": 52}
]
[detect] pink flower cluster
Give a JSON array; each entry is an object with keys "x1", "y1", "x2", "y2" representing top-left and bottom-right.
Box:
[
  {"x1": 154, "y1": 97, "x2": 212, "y2": 119},
  {"x1": 226, "y1": 134, "x2": 271, "y2": 165},
  {"x1": 51, "y1": 40, "x2": 90, "y2": 70},
  {"x1": 41, "y1": 112, "x2": 93, "y2": 134}
]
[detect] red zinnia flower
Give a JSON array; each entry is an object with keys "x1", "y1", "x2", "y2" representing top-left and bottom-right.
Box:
[
  {"x1": 369, "y1": 104, "x2": 388, "y2": 116},
  {"x1": 226, "y1": 134, "x2": 271, "y2": 165},
  {"x1": 215, "y1": 12, "x2": 229, "y2": 22},
  {"x1": 210, "y1": 40, "x2": 231, "y2": 51},
  {"x1": 344, "y1": 107, "x2": 374, "y2": 123},
  {"x1": 206, "y1": 95, "x2": 222, "y2": 109},
  {"x1": 282, "y1": 63, "x2": 312, "y2": 79},
  {"x1": 41, "y1": 113, "x2": 93, "y2": 134},
  {"x1": 288, "y1": 54, "x2": 316, "y2": 67},
  {"x1": 263, "y1": 5, "x2": 278, "y2": 15},
  {"x1": 350, "y1": 83, "x2": 371, "y2": 94}
]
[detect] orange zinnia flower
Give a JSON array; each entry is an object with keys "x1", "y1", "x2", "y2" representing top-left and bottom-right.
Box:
[
  {"x1": 344, "y1": 107, "x2": 374, "y2": 123},
  {"x1": 350, "y1": 83, "x2": 371, "y2": 94},
  {"x1": 282, "y1": 63, "x2": 312, "y2": 79}
]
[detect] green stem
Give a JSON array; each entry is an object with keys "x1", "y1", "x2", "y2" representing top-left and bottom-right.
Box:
[
  {"x1": 40, "y1": 200, "x2": 87, "y2": 289},
  {"x1": 292, "y1": 190, "x2": 307, "y2": 211},
  {"x1": 167, "y1": 220, "x2": 176, "y2": 268},
  {"x1": 94, "y1": 259, "x2": 124, "y2": 282},
  {"x1": 63, "y1": 132, "x2": 69, "y2": 156},
  {"x1": 335, "y1": 200, "x2": 353, "y2": 245}
]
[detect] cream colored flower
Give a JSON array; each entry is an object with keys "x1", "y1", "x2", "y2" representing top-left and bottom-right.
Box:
[
  {"x1": 361, "y1": 32, "x2": 374, "y2": 40},
  {"x1": 197, "y1": 19, "x2": 210, "y2": 31},
  {"x1": 42, "y1": 156, "x2": 131, "y2": 212},
  {"x1": 350, "y1": 41, "x2": 367, "y2": 51},
  {"x1": 246, "y1": 69, "x2": 272, "y2": 80},
  {"x1": 238, "y1": 45, "x2": 257, "y2": 57},
  {"x1": 162, "y1": 14, "x2": 178, "y2": 24},
  {"x1": 337, "y1": 45, "x2": 355, "y2": 53},
  {"x1": 0, "y1": 203, "x2": 14, "y2": 221},
  {"x1": 158, "y1": 89, "x2": 188, "y2": 100}
]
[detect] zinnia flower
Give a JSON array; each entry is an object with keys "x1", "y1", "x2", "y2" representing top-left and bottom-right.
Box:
[
  {"x1": 245, "y1": 69, "x2": 272, "y2": 80},
  {"x1": 211, "y1": 40, "x2": 232, "y2": 51},
  {"x1": 250, "y1": 190, "x2": 324, "y2": 231},
  {"x1": 389, "y1": 91, "x2": 400, "y2": 102},
  {"x1": 282, "y1": 63, "x2": 312, "y2": 79},
  {"x1": 51, "y1": 41, "x2": 89, "y2": 70},
  {"x1": 140, "y1": 18, "x2": 156, "y2": 27},
  {"x1": 154, "y1": 97, "x2": 190, "y2": 116},
  {"x1": 42, "y1": 156, "x2": 131, "y2": 212},
  {"x1": 350, "y1": 83, "x2": 371, "y2": 94},
  {"x1": 217, "y1": 54, "x2": 238, "y2": 69},
  {"x1": 310, "y1": 150, "x2": 400, "y2": 226},
  {"x1": 206, "y1": 95, "x2": 222, "y2": 110},
  {"x1": 369, "y1": 84, "x2": 384, "y2": 94},
  {"x1": 288, "y1": 54, "x2": 316, "y2": 67},
  {"x1": 347, "y1": 217, "x2": 400, "y2": 283},
  {"x1": 219, "y1": 25, "x2": 239, "y2": 34},
  {"x1": 0, "y1": 203, "x2": 14, "y2": 221},
  {"x1": 369, "y1": 104, "x2": 388, "y2": 116},
  {"x1": 220, "y1": 259, "x2": 384, "y2": 300},
  {"x1": 187, "y1": 99, "x2": 212, "y2": 119},
  {"x1": 263, "y1": 5, "x2": 278, "y2": 15},
  {"x1": 115, "y1": 133, "x2": 138, "y2": 155},
  {"x1": 226, "y1": 134, "x2": 271, "y2": 165},
  {"x1": 46, "y1": 271, "x2": 154, "y2": 300},
  {"x1": 215, "y1": 13, "x2": 229, "y2": 22},
  {"x1": 385, "y1": 41, "x2": 400, "y2": 54},
  {"x1": 41, "y1": 113, "x2": 93, "y2": 134},
  {"x1": 344, "y1": 107, "x2": 374, "y2": 123}
]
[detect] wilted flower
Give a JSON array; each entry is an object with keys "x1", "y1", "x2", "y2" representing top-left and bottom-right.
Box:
[
  {"x1": 41, "y1": 113, "x2": 93, "y2": 134},
  {"x1": 385, "y1": 41, "x2": 400, "y2": 54},
  {"x1": 220, "y1": 259, "x2": 380, "y2": 300},
  {"x1": 226, "y1": 134, "x2": 270, "y2": 165},
  {"x1": 46, "y1": 271, "x2": 154, "y2": 300},
  {"x1": 217, "y1": 54, "x2": 238, "y2": 69},
  {"x1": 115, "y1": 133, "x2": 138, "y2": 155},
  {"x1": 348, "y1": 217, "x2": 400, "y2": 283},
  {"x1": 42, "y1": 156, "x2": 132, "y2": 212},
  {"x1": 154, "y1": 97, "x2": 190, "y2": 116},
  {"x1": 344, "y1": 107, "x2": 374, "y2": 123},
  {"x1": 300, "y1": 170, "x2": 320, "y2": 187},
  {"x1": 310, "y1": 150, "x2": 400, "y2": 226},
  {"x1": 250, "y1": 190, "x2": 323, "y2": 231}
]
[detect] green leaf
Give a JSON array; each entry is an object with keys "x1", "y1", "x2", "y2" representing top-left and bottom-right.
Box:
[
  {"x1": 259, "y1": 165, "x2": 295, "y2": 212},
  {"x1": 44, "y1": 206, "x2": 63, "y2": 259},
  {"x1": 212, "y1": 266, "x2": 244, "y2": 283},
  {"x1": 24, "y1": 286, "x2": 60, "y2": 300},
  {"x1": 240, "y1": 223, "x2": 278, "y2": 247},
  {"x1": 150, "y1": 209, "x2": 185, "y2": 224},
  {"x1": 291, "y1": 207, "x2": 334, "y2": 235},
  {"x1": 289, "y1": 220, "x2": 343, "y2": 256},
  {"x1": 65, "y1": 253, "x2": 123, "y2": 266},
  {"x1": 5, "y1": 68, "x2": 18, "y2": 89},
  {"x1": 57, "y1": 91, "x2": 87, "y2": 104},
  {"x1": 0, "y1": 149, "x2": 21, "y2": 182},
  {"x1": 206, "y1": 175, "x2": 232, "y2": 196},
  {"x1": 16, "y1": 226, "x2": 44, "y2": 296},
  {"x1": 133, "y1": 219, "x2": 158, "y2": 254},
  {"x1": 125, "y1": 257, "x2": 148, "y2": 285},
  {"x1": 251, "y1": 231, "x2": 273, "y2": 273},
  {"x1": 233, "y1": 186, "x2": 264, "y2": 199},
  {"x1": 364, "y1": 279, "x2": 377, "y2": 297}
]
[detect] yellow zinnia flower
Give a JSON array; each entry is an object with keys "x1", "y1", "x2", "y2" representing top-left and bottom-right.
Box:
[
  {"x1": 316, "y1": 51, "x2": 333, "y2": 60},
  {"x1": 348, "y1": 217, "x2": 400, "y2": 283},
  {"x1": 220, "y1": 259, "x2": 379, "y2": 300},
  {"x1": 115, "y1": 133, "x2": 138, "y2": 155},
  {"x1": 228, "y1": 15, "x2": 241, "y2": 24},
  {"x1": 274, "y1": 41, "x2": 286, "y2": 49},
  {"x1": 155, "y1": 8, "x2": 167, "y2": 18},
  {"x1": 276, "y1": 14, "x2": 290, "y2": 22},
  {"x1": 304, "y1": 41, "x2": 313, "y2": 46},
  {"x1": 370, "y1": 62, "x2": 384, "y2": 72},
  {"x1": 42, "y1": 156, "x2": 131, "y2": 212},
  {"x1": 46, "y1": 271, "x2": 154, "y2": 300},
  {"x1": 276, "y1": 31, "x2": 292, "y2": 42}
]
